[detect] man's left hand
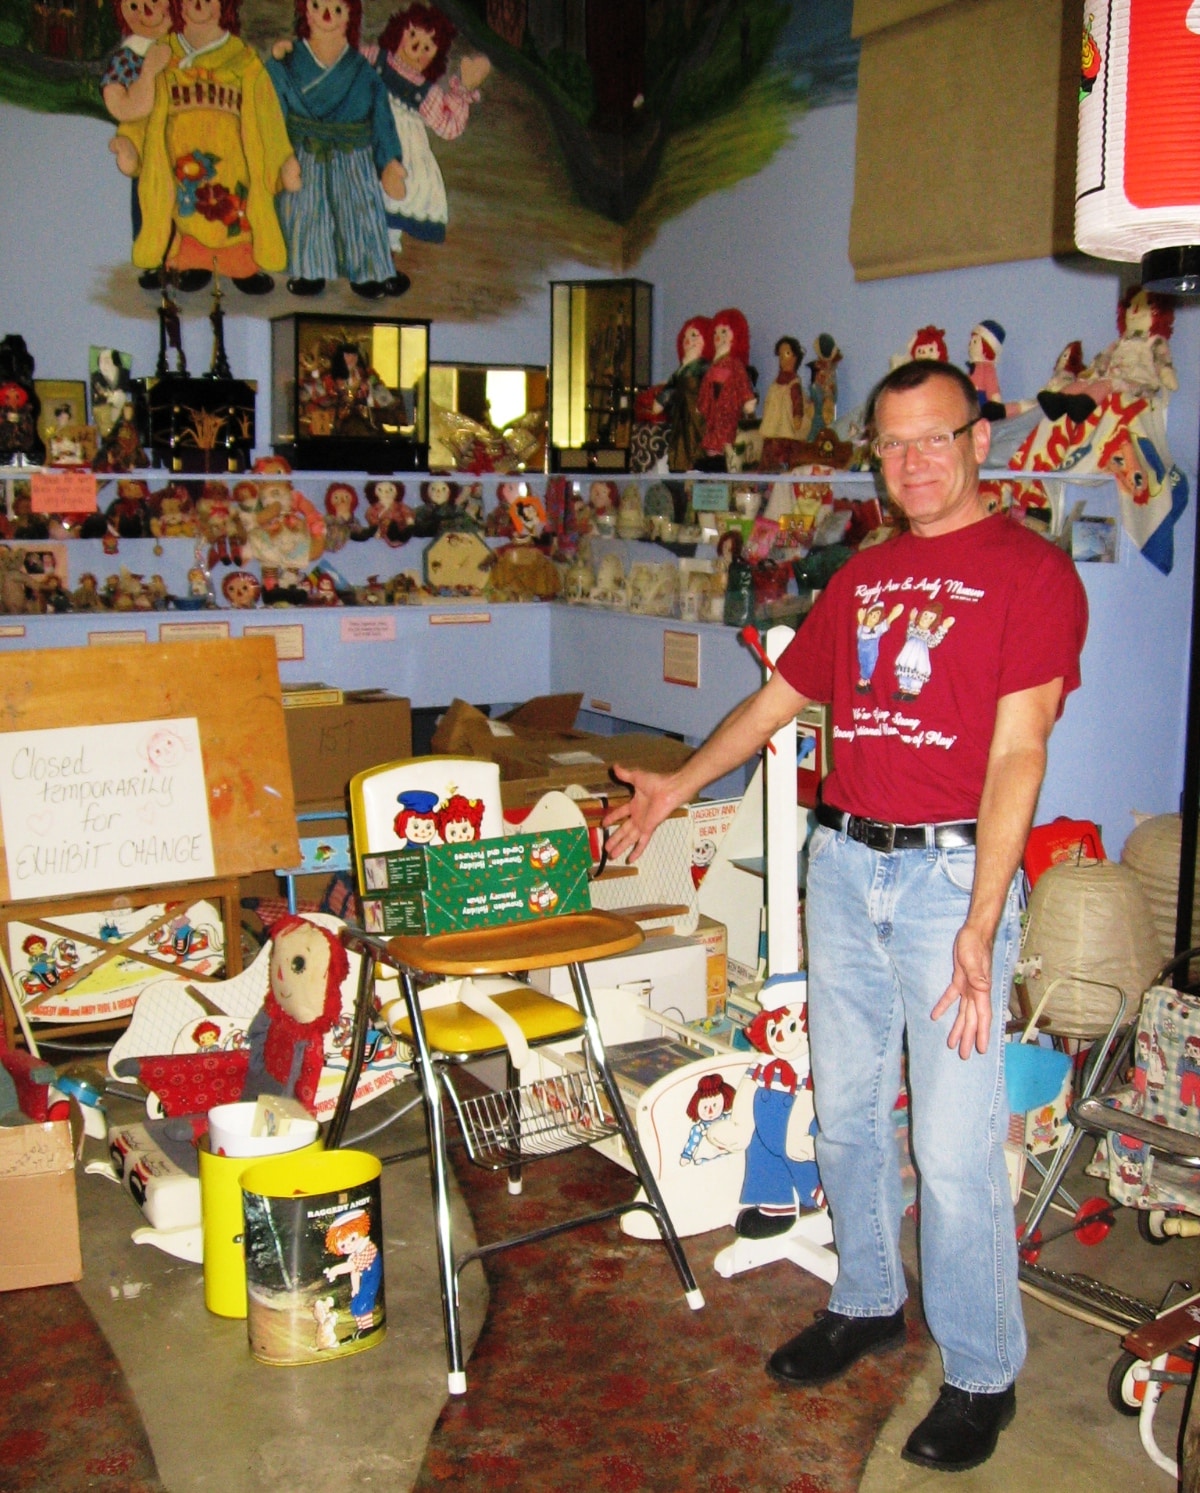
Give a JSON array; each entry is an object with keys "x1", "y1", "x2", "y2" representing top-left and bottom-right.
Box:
[{"x1": 932, "y1": 923, "x2": 993, "y2": 1059}]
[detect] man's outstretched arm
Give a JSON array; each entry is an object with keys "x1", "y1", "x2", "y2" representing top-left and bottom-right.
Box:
[{"x1": 604, "y1": 668, "x2": 811, "y2": 863}]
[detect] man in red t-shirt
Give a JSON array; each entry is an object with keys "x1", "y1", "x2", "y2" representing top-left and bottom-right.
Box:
[{"x1": 605, "y1": 359, "x2": 1088, "y2": 1473}]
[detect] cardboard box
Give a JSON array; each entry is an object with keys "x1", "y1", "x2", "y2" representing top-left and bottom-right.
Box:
[
  {"x1": 361, "y1": 827, "x2": 591, "y2": 936},
  {"x1": 285, "y1": 693, "x2": 412, "y2": 808},
  {"x1": 531, "y1": 935, "x2": 709, "y2": 1025},
  {"x1": 431, "y1": 696, "x2": 694, "y2": 810},
  {"x1": 242, "y1": 695, "x2": 411, "y2": 904},
  {"x1": 691, "y1": 914, "x2": 729, "y2": 1014},
  {"x1": 0, "y1": 1121, "x2": 82, "y2": 1290}
]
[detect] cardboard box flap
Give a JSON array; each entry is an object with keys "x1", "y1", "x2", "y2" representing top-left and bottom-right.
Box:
[
  {"x1": 499, "y1": 693, "x2": 583, "y2": 731},
  {"x1": 0, "y1": 1120, "x2": 75, "y2": 1179}
]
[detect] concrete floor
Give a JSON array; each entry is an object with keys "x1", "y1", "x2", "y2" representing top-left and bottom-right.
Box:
[{"x1": 75, "y1": 1082, "x2": 1195, "y2": 1493}]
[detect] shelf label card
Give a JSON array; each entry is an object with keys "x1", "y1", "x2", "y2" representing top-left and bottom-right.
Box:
[
  {"x1": 341, "y1": 613, "x2": 396, "y2": 643},
  {"x1": 243, "y1": 623, "x2": 305, "y2": 661},
  {"x1": 663, "y1": 629, "x2": 700, "y2": 688},
  {"x1": 159, "y1": 620, "x2": 231, "y2": 643}
]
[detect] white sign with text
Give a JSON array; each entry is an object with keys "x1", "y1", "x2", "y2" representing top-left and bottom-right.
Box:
[{"x1": 0, "y1": 717, "x2": 215, "y2": 900}]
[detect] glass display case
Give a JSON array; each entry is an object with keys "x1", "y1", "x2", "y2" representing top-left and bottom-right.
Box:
[
  {"x1": 550, "y1": 278, "x2": 652, "y2": 472},
  {"x1": 428, "y1": 361, "x2": 548, "y2": 471},
  {"x1": 271, "y1": 313, "x2": 430, "y2": 471}
]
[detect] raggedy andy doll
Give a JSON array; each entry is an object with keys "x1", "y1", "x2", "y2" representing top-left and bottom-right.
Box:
[{"x1": 728, "y1": 972, "x2": 822, "y2": 1239}]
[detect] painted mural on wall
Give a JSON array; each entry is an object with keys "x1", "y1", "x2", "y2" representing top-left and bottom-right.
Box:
[{"x1": 0, "y1": 1, "x2": 857, "y2": 316}]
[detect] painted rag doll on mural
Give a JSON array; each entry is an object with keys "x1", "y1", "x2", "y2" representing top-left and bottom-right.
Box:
[{"x1": 100, "y1": 0, "x2": 489, "y2": 296}]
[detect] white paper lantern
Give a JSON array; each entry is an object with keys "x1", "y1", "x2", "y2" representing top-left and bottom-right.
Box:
[{"x1": 1076, "y1": 1, "x2": 1200, "y2": 288}]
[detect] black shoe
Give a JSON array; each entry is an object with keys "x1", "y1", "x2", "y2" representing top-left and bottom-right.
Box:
[
  {"x1": 382, "y1": 272, "x2": 411, "y2": 297},
  {"x1": 175, "y1": 269, "x2": 212, "y2": 293},
  {"x1": 349, "y1": 279, "x2": 387, "y2": 300},
  {"x1": 901, "y1": 1384, "x2": 1016, "y2": 1472},
  {"x1": 735, "y1": 1207, "x2": 797, "y2": 1239},
  {"x1": 138, "y1": 268, "x2": 163, "y2": 291},
  {"x1": 766, "y1": 1307, "x2": 905, "y2": 1387},
  {"x1": 232, "y1": 272, "x2": 274, "y2": 295},
  {"x1": 287, "y1": 277, "x2": 325, "y2": 297}
]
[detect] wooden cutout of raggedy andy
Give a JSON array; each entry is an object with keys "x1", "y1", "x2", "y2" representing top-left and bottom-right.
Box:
[
  {"x1": 689, "y1": 973, "x2": 824, "y2": 1240},
  {"x1": 268, "y1": 0, "x2": 410, "y2": 300}
]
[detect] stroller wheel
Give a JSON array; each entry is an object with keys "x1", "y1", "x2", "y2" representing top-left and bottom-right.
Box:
[
  {"x1": 1107, "y1": 1350, "x2": 1143, "y2": 1416},
  {"x1": 1137, "y1": 1209, "x2": 1174, "y2": 1245},
  {"x1": 1074, "y1": 1195, "x2": 1115, "y2": 1246}
]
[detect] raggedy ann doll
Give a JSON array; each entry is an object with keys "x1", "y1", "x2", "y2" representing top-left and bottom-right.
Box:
[
  {"x1": 412, "y1": 477, "x2": 461, "y2": 537},
  {"x1": 653, "y1": 315, "x2": 712, "y2": 474},
  {"x1": 697, "y1": 308, "x2": 757, "y2": 471},
  {"x1": 115, "y1": 915, "x2": 350, "y2": 1117},
  {"x1": 363, "y1": 478, "x2": 414, "y2": 544},
  {"x1": 322, "y1": 482, "x2": 369, "y2": 550},
  {"x1": 130, "y1": 0, "x2": 301, "y2": 295}
]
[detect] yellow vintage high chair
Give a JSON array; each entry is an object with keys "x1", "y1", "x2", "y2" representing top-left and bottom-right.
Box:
[{"x1": 329, "y1": 757, "x2": 705, "y2": 1394}]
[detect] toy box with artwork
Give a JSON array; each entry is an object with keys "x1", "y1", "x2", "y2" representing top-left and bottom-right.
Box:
[{"x1": 360, "y1": 827, "x2": 592, "y2": 936}]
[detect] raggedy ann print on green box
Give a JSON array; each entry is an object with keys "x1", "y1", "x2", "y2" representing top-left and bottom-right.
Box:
[{"x1": 360, "y1": 826, "x2": 591, "y2": 936}]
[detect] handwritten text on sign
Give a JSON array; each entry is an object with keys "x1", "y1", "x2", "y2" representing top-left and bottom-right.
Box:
[{"x1": 0, "y1": 717, "x2": 215, "y2": 900}]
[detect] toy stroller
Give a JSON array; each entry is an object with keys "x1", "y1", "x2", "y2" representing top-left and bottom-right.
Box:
[{"x1": 1072, "y1": 947, "x2": 1200, "y2": 1246}]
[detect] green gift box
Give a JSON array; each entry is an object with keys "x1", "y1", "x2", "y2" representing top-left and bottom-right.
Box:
[{"x1": 360, "y1": 827, "x2": 592, "y2": 936}]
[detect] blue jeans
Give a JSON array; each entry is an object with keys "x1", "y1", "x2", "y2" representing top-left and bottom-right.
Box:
[{"x1": 806, "y1": 823, "x2": 1025, "y2": 1393}]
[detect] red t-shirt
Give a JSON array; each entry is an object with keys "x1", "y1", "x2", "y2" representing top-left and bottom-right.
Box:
[{"x1": 776, "y1": 514, "x2": 1088, "y2": 823}]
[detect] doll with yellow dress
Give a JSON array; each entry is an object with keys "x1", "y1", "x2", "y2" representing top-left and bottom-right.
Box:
[{"x1": 129, "y1": 0, "x2": 301, "y2": 295}]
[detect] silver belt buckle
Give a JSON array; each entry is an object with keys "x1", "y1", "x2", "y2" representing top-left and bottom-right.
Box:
[{"x1": 856, "y1": 816, "x2": 895, "y2": 852}]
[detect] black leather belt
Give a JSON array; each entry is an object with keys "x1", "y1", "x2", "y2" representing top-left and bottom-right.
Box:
[{"x1": 815, "y1": 802, "x2": 977, "y2": 852}]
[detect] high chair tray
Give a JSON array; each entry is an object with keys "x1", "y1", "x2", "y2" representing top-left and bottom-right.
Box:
[{"x1": 385, "y1": 910, "x2": 643, "y2": 975}]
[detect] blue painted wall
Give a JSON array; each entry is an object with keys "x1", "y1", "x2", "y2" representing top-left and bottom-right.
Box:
[{"x1": 0, "y1": 92, "x2": 1193, "y2": 855}]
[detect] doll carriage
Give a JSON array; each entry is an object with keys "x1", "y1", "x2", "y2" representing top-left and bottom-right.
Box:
[{"x1": 1070, "y1": 946, "x2": 1200, "y2": 1247}]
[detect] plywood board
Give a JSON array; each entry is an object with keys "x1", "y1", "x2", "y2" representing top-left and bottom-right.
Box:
[{"x1": 0, "y1": 638, "x2": 298, "y2": 896}]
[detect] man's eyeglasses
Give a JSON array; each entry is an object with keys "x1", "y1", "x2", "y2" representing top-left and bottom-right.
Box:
[{"x1": 872, "y1": 418, "x2": 980, "y2": 462}]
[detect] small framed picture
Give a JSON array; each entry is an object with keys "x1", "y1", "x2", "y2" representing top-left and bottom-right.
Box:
[
  {"x1": 34, "y1": 380, "x2": 87, "y2": 447},
  {"x1": 89, "y1": 348, "x2": 134, "y2": 437},
  {"x1": 1071, "y1": 514, "x2": 1118, "y2": 563}
]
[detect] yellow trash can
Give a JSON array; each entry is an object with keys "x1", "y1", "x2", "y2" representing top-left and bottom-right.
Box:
[
  {"x1": 240, "y1": 1149, "x2": 385, "y2": 1365},
  {"x1": 199, "y1": 1134, "x2": 323, "y2": 1319}
]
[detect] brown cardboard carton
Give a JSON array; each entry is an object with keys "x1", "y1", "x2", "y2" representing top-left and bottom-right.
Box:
[
  {"x1": 0, "y1": 1121, "x2": 82, "y2": 1290},
  {"x1": 285, "y1": 694, "x2": 412, "y2": 808},
  {"x1": 691, "y1": 914, "x2": 729, "y2": 1015},
  {"x1": 432, "y1": 696, "x2": 693, "y2": 808}
]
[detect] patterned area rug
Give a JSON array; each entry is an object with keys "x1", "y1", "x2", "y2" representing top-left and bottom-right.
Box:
[
  {"x1": 0, "y1": 1283, "x2": 163, "y2": 1493},
  {"x1": 414, "y1": 1142, "x2": 933, "y2": 1493}
]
